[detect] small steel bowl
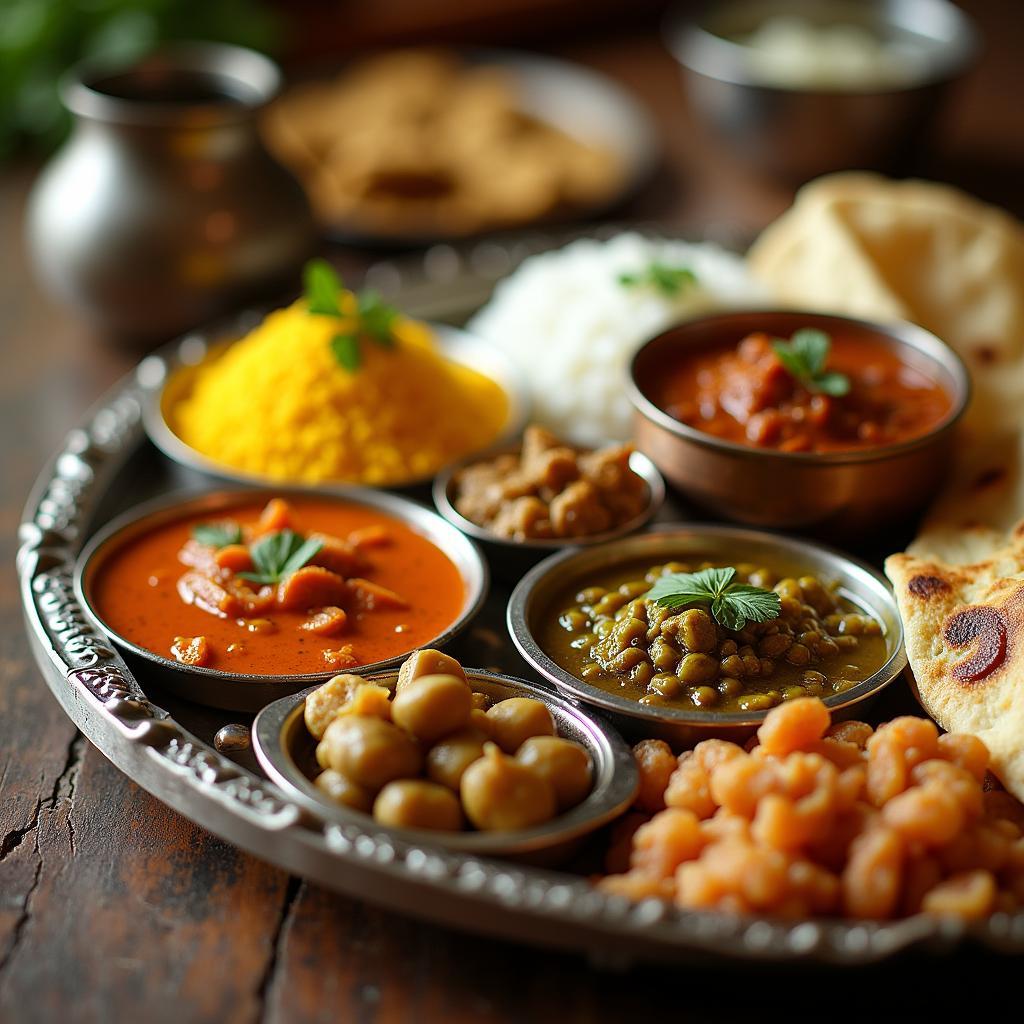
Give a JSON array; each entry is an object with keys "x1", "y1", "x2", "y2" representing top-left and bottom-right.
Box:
[
  {"x1": 252, "y1": 668, "x2": 638, "y2": 864},
  {"x1": 507, "y1": 524, "x2": 907, "y2": 748},
  {"x1": 74, "y1": 489, "x2": 488, "y2": 712},
  {"x1": 627, "y1": 309, "x2": 969, "y2": 537},
  {"x1": 138, "y1": 316, "x2": 529, "y2": 493},
  {"x1": 665, "y1": 0, "x2": 979, "y2": 179},
  {"x1": 432, "y1": 443, "x2": 666, "y2": 580}
]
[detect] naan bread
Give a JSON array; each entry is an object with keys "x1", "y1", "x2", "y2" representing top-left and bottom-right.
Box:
[
  {"x1": 886, "y1": 545, "x2": 1024, "y2": 801},
  {"x1": 750, "y1": 172, "x2": 1024, "y2": 563}
]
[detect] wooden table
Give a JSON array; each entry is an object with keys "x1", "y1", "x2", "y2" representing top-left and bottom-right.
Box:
[{"x1": 3, "y1": 7, "x2": 1023, "y2": 1020}]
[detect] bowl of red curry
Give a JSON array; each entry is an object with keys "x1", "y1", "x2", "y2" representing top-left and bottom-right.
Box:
[
  {"x1": 627, "y1": 310, "x2": 969, "y2": 535},
  {"x1": 74, "y1": 490, "x2": 488, "y2": 711}
]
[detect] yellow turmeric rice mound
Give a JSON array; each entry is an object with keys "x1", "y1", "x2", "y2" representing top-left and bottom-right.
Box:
[{"x1": 168, "y1": 301, "x2": 508, "y2": 485}]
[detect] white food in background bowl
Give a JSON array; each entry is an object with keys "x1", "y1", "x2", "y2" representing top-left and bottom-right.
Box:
[
  {"x1": 737, "y1": 17, "x2": 927, "y2": 91},
  {"x1": 468, "y1": 233, "x2": 763, "y2": 445}
]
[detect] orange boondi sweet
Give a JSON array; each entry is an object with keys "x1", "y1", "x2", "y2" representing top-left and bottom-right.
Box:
[{"x1": 598, "y1": 697, "x2": 1024, "y2": 920}]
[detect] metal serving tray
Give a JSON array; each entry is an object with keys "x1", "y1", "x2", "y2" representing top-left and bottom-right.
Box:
[{"x1": 19, "y1": 237, "x2": 1024, "y2": 966}]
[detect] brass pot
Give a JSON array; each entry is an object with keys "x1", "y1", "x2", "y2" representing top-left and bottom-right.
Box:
[{"x1": 27, "y1": 43, "x2": 315, "y2": 343}]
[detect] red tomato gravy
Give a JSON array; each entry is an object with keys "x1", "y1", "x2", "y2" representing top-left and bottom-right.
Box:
[
  {"x1": 649, "y1": 332, "x2": 953, "y2": 454},
  {"x1": 89, "y1": 497, "x2": 467, "y2": 676}
]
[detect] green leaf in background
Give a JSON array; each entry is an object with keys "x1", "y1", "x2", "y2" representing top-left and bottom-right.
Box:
[
  {"x1": 0, "y1": 0, "x2": 281, "y2": 160},
  {"x1": 304, "y1": 258, "x2": 343, "y2": 317},
  {"x1": 330, "y1": 333, "x2": 361, "y2": 372},
  {"x1": 618, "y1": 261, "x2": 698, "y2": 299},
  {"x1": 771, "y1": 328, "x2": 851, "y2": 397},
  {"x1": 191, "y1": 520, "x2": 242, "y2": 549}
]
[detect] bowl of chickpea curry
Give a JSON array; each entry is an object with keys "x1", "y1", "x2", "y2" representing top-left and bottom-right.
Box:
[
  {"x1": 508, "y1": 525, "x2": 906, "y2": 746},
  {"x1": 252, "y1": 649, "x2": 638, "y2": 861}
]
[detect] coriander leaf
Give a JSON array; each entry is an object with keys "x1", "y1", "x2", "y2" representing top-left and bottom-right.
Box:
[
  {"x1": 191, "y1": 521, "x2": 242, "y2": 549},
  {"x1": 358, "y1": 289, "x2": 398, "y2": 346},
  {"x1": 719, "y1": 583, "x2": 781, "y2": 631},
  {"x1": 304, "y1": 258, "x2": 343, "y2": 317},
  {"x1": 790, "y1": 328, "x2": 830, "y2": 376},
  {"x1": 645, "y1": 566, "x2": 781, "y2": 631},
  {"x1": 617, "y1": 261, "x2": 698, "y2": 298},
  {"x1": 813, "y1": 372, "x2": 851, "y2": 397},
  {"x1": 238, "y1": 529, "x2": 323, "y2": 585},
  {"x1": 771, "y1": 328, "x2": 851, "y2": 397},
  {"x1": 281, "y1": 536, "x2": 324, "y2": 577},
  {"x1": 330, "y1": 333, "x2": 361, "y2": 371}
]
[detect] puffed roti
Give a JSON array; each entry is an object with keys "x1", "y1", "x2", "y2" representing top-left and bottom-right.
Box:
[{"x1": 886, "y1": 543, "x2": 1024, "y2": 802}]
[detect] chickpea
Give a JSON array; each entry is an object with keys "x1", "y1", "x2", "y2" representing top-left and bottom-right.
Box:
[
  {"x1": 786, "y1": 643, "x2": 812, "y2": 666},
  {"x1": 718, "y1": 676, "x2": 744, "y2": 697},
  {"x1": 461, "y1": 743, "x2": 557, "y2": 831},
  {"x1": 576, "y1": 586, "x2": 606, "y2": 605},
  {"x1": 559, "y1": 609, "x2": 590, "y2": 632},
  {"x1": 688, "y1": 685, "x2": 719, "y2": 707},
  {"x1": 315, "y1": 769, "x2": 374, "y2": 812},
  {"x1": 471, "y1": 691, "x2": 491, "y2": 711},
  {"x1": 396, "y1": 648, "x2": 466, "y2": 693},
  {"x1": 649, "y1": 673, "x2": 682, "y2": 698},
  {"x1": 720, "y1": 654, "x2": 745, "y2": 677},
  {"x1": 486, "y1": 698, "x2": 556, "y2": 753},
  {"x1": 426, "y1": 728, "x2": 488, "y2": 791},
  {"x1": 618, "y1": 580, "x2": 650, "y2": 600},
  {"x1": 675, "y1": 609, "x2": 718, "y2": 653},
  {"x1": 649, "y1": 635, "x2": 681, "y2": 671},
  {"x1": 391, "y1": 674, "x2": 472, "y2": 743},
  {"x1": 798, "y1": 576, "x2": 833, "y2": 614},
  {"x1": 516, "y1": 736, "x2": 593, "y2": 811},
  {"x1": 305, "y1": 674, "x2": 369, "y2": 740},
  {"x1": 373, "y1": 779, "x2": 463, "y2": 831},
  {"x1": 318, "y1": 715, "x2": 422, "y2": 790},
  {"x1": 469, "y1": 707, "x2": 494, "y2": 736},
  {"x1": 678, "y1": 653, "x2": 718, "y2": 685}
]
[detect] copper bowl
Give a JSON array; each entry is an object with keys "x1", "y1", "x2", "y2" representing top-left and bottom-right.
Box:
[{"x1": 627, "y1": 310, "x2": 969, "y2": 537}]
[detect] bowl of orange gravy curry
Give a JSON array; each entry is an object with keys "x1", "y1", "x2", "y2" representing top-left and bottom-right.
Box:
[
  {"x1": 75, "y1": 491, "x2": 488, "y2": 711},
  {"x1": 627, "y1": 310, "x2": 968, "y2": 536}
]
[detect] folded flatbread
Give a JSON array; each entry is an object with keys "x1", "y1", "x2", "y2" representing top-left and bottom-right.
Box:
[{"x1": 886, "y1": 544, "x2": 1024, "y2": 800}]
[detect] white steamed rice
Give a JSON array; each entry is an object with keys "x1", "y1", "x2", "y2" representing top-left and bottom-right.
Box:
[{"x1": 468, "y1": 232, "x2": 765, "y2": 446}]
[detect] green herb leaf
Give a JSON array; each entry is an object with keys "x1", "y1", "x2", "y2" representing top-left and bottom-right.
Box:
[
  {"x1": 618, "y1": 261, "x2": 698, "y2": 298},
  {"x1": 813, "y1": 372, "x2": 852, "y2": 397},
  {"x1": 304, "y1": 258, "x2": 343, "y2": 317},
  {"x1": 358, "y1": 289, "x2": 398, "y2": 347},
  {"x1": 646, "y1": 567, "x2": 781, "y2": 632},
  {"x1": 330, "y1": 333, "x2": 361, "y2": 372},
  {"x1": 238, "y1": 529, "x2": 323, "y2": 585},
  {"x1": 191, "y1": 521, "x2": 242, "y2": 549},
  {"x1": 771, "y1": 328, "x2": 851, "y2": 397}
]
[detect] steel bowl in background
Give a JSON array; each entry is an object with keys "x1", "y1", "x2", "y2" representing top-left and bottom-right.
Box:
[
  {"x1": 507, "y1": 525, "x2": 907, "y2": 748},
  {"x1": 665, "y1": 0, "x2": 979, "y2": 180},
  {"x1": 432, "y1": 443, "x2": 665, "y2": 580},
  {"x1": 74, "y1": 489, "x2": 489, "y2": 712},
  {"x1": 627, "y1": 310, "x2": 969, "y2": 537},
  {"x1": 252, "y1": 668, "x2": 638, "y2": 864},
  {"x1": 27, "y1": 43, "x2": 315, "y2": 343},
  {"x1": 139, "y1": 316, "x2": 529, "y2": 493}
]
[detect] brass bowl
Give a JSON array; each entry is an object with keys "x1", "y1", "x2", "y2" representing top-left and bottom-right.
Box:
[
  {"x1": 432, "y1": 443, "x2": 665, "y2": 579},
  {"x1": 627, "y1": 310, "x2": 969, "y2": 538},
  {"x1": 251, "y1": 668, "x2": 638, "y2": 864},
  {"x1": 665, "y1": 0, "x2": 979, "y2": 180},
  {"x1": 506, "y1": 525, "x2": 907, "y2": 748},
  {"x1": 74, "y1": 488, "x2": 489, "y2": 712},
  {"x1": 139, "y1": 317, "x2": 530, "y2": 492}
]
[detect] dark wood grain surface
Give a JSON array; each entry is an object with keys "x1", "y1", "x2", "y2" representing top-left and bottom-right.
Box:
[{"x1": 3, "y1": 8, "x2": 1024, "y2": 1021}]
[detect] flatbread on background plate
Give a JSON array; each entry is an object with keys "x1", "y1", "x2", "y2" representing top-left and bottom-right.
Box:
[
  {"x1": 886, "y1": 544, "x2": 1024, "y2": 802},
  {"x1": 750, "y1": 172, "x2": 1024, "y2": 564}
]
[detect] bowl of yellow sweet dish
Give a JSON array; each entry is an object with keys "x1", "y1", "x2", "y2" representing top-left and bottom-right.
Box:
[{"x1": 139, "y1": 259, "x2": 528, "y2": 490}]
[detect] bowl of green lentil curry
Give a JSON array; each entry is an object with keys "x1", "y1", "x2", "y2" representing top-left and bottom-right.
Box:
[{"x1": 507, "y1": 525, "x2": 906, "y2": 746}]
